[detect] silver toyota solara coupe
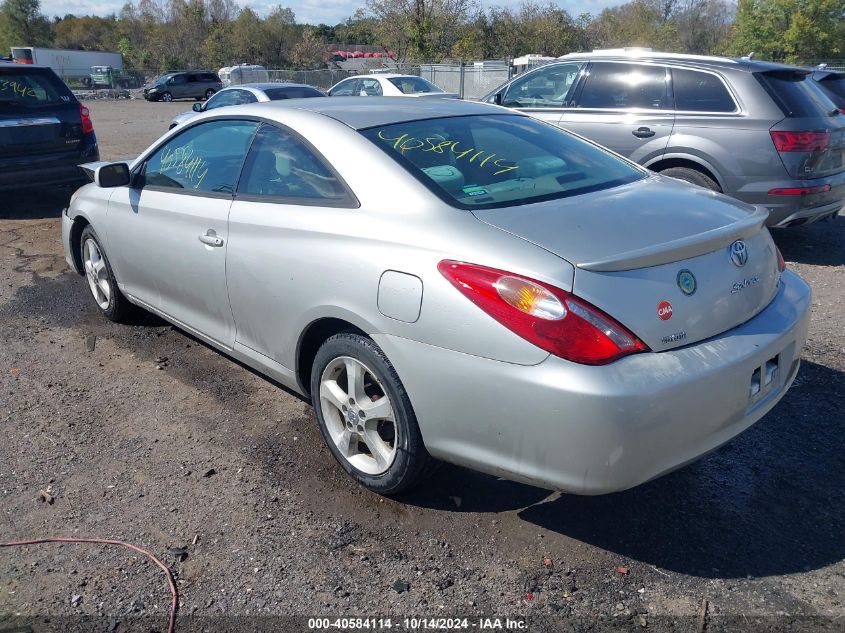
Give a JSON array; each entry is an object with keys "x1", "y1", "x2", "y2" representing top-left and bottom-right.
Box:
[{"x1": 62, "y1": 97, "x2": 811, "y2": 495}]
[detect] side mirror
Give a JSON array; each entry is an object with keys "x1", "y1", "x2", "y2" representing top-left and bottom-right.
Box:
[
  {"x1": 192, "y1": 102, "x2": 203, "y2": 112},
  {"x1": 94, "y1": 163, "x2": 130, "y2": 188}
]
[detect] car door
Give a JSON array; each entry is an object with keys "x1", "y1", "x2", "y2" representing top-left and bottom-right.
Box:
[
  {"x1": 496, "y1": 62, "x2": 585, "y2": 125},
  {"x1": 561, "y1": 61, "x2": 674, "y2": 164},
  {"x1": 226, "y1": 122, "x2": 358, "y2": 366},
  {"x1": 106, "y1": 119, "x2": 259, "y2": 347},
  {"x1": 168, "y1": 73, "x2": 188, "y2": 98}
]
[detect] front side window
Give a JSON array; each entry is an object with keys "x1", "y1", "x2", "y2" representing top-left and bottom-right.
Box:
[
  {"x1": 168, "y1": 74, "x2": 187, "y2": 85},
  {"x1": 329, "y1": 79, "x2": 357, "y2": 96},
  {"x1": 672, "y1": 68, "x2": 736, "y2": 112},
  {"x1": 361, "y1": 114, "x2": 643, "y2": 209},
  {"x1": 503, "y1": 63, "x2": 583, "y2": 108},
  {"x1": 204, "y1": 90, "x2": 242, "y2": 110},
  {"x1": 237, "y1": 124, "x2": 352, "y2": 203},
  {"x1": 388, "y1": 76, "x2": 442, "y2": 94},
  {"x1": 576, "y1": 62, "x2": 669, "y2": 110},
  {"x1": 141, "y1": 120, "x2": 258, "y2": 193}
]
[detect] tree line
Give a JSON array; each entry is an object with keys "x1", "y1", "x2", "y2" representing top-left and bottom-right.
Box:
[{"x1": 1, "y1": 0, "x2": 843, "y2": 74}]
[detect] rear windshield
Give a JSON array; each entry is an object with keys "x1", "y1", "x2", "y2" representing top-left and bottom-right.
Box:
[
  {"x1": 264, "y1": 87, "x2": 325, "y2": 100},
  {"x1": 756, "y1": 70, "x2": 838, "y2": 118},
  {"x1": 388, "y1": 76, "x2": 442, "y2": 94},
  {"x1": 360, "y1": 114, "x2": 644, "y2": 210},
  {"x1": 0, "y1": 68, "x2": 75, "y2": 110}
]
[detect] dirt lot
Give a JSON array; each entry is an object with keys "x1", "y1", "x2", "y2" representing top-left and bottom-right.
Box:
[{"x1": 1, "y1": 99, "x2": 844, "y2": 632}]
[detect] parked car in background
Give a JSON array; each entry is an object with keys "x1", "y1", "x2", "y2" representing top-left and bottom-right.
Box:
[
  {"x1": 169, "y1": 83, "x2": 326, "y2": 128},
  {"x1": 328, "y1": 74, "x2": 458, "y2": 98},
  {"x1": 484, "y1": 49, "x2": 845, "y2": 227},
  {"x1": 811, "y1": 66, "x2": 845, "y2": 113},
  {"x1": 63, "y1": 98, "x2": 809, "y2": 496},
  {"x1": 219, "y1": 64, "x2": 269, "y2": 87},
  {"x1": 1, "y1": 63, "x2": 98, "y2": 192},
  {"x1": 143, "y1": 71, "x2": 222, "y2": 102}
]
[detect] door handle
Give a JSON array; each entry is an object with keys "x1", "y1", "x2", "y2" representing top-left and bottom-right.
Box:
[
  {"x1": 198, "y1": 232, "x2": 224, "y2": 247},
  {"x1": 632, "y1": 127, "x2": 656, "y2": 138}
]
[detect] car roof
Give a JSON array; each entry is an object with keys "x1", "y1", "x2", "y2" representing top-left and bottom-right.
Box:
[
  {"x1": 345, "y1": 74, "x2": 417, "y2": 80},
  {"x1": 557, "y1": 49, "x2": 808, "y2": 73},
  {"x1": 235, "y1": 82, "x2": 317, "y2": 90},
  {"x1": 242, "y1": 96, "x2": 507, "y2": 129}
]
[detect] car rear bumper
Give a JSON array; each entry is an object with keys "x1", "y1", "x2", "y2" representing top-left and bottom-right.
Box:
[
  {"x1": 734, "y1": 169, "x2": 845, "y2": 227},
  {"x1": 374, "y1": 270, "x2": 811, "y2": 494},
  {"x1": 0, "y1": 137, "x2": 99, "y2": 192}
]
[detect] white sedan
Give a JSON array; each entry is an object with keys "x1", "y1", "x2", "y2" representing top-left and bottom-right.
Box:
[{"x1": 327, "y1": 73, "x2": 458, "y2": 98}]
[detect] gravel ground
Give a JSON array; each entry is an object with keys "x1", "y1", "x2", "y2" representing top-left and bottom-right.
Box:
[{"x1": 1, "y1": 99, "x2": 844, "y2": 632}]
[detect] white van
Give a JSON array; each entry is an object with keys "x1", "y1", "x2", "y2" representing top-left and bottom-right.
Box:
[{"x1": 218, "y1": 64, "x2": 269, "y2": 87}]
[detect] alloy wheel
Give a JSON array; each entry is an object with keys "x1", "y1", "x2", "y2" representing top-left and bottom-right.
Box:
[
  {"x1": 319, "y1": 356, "x2": 398, "y2": 475},
  {"x1": 83, "y1": 238, "x2": 110, "y2": 310}
]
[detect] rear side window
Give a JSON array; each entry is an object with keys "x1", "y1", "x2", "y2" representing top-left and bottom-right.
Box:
[
  {"x1": 0, "y1": 69, "x2": 74, "y2": 108},
  {"x1": 361, "y1": 114, "x2": 644, "y2": 210},
  {"x1": 576, "y1": 62, "x2": 669, "y2": 110},
  {"x1": 672, "y1": 68, "x2": 736, "y2": 112},
  {"x1": 264, "y1": 87, "x2": 325, "y2": 100},
  {"x1": 756, "y1": 70, "x2": 837, "y2": 118}
]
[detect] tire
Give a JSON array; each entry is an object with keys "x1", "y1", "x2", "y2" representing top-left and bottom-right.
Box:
[
  {"x1": 160, "y1": 91, "x2": 173, "y2": 102},
  {"x1": 204, "y1": 89, "x2": 216, "y2": 100},
  {"x1": 79, "y1": 226, "x2": 134, "y2": 323},
  {"x1": 310, "y1": 333, "x2": 433, "y2": 495},
  {"x1": 659, "y1": 166, "x2": 721, "y2": 192}
]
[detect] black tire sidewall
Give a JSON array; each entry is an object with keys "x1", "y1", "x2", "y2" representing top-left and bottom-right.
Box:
[
  {"x1": 660, "y1": 167, "x2": 720, "y2": 192},
  {"x1": 310, "y1": 333, "x2": 425, "y2": 495}
]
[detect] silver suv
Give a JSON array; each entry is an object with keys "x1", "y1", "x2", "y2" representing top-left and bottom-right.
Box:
[{"x1": 484, "y1": 50, "x2": 845, "y2": 227}]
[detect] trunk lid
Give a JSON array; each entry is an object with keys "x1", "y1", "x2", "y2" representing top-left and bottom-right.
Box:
[
  {"x1": 472, "y1": 175, "x2": 781, "y2": 351},
  {"x1": 0, "y1": 66, "x2": 84, "y2": 159},
  {"x1": 758, "y1": 69, "x2": 845, "y2": 179}
]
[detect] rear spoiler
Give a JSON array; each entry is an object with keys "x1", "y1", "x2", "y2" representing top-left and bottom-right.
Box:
[{"x1": 578, "y1": 207, "x2": 769, "y2": 272}]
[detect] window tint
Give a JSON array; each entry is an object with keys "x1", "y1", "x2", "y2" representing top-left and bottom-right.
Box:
[
  {"x1": 576, "y1": 63, "x2": 669, "y2": 110},
  {"x1": 816, "y1": 74, "x2": 845, "y2": 106},
  {"x1": 387, "y1": 76, "x2": 441, "y2": 94},
  {"x1": 169, "y1": 74, "x2": 187, "y2": 85},
  {"x1": 329, "y1": 79, "x2": 357, "y2": 96},
  {"x1": 142, "y1": 120, "x2": 258, "y2": 193},
  {"x1": 503, "y1": 63, "x2": 583, "y2": 108},
  {"x1": 0, "y1": 68, "x2": 74, "y2": 108},
  {"x1": 672, "y1": 68, "x2": 736, "y2": 112},
  {"x1": 264, "y1": 86, "x2": 325, "y2": 100},
  {"x1": 757, "y1": 70, "x2": 838, "y2": 118},
  {"x1": 361, "y1": 114, "x2": 643, "y2": 210},
  {"x1": 237, "y1": 124, "x2": 351, "y2": 202}
]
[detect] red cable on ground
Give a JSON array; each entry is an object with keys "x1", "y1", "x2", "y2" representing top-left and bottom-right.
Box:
[{"x1": 0, "y1": 537, "x2": 178, "y2": 633}]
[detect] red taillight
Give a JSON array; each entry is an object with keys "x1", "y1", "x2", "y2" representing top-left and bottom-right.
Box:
[
  {"x1": 79, "y1": 104, "x2": 94, "y2": 134},
  {"x1": 770, "y1": 130, "x2": 830, "y2": 152},
  {"x1": 776, "y1": 246, "x2": 786, "y2": 272},
  {"x1": 768, "y1": 184, "x2": 831, "y2": 195},
  {"x1": 438, "y1": 260, "x2": 648, "y2": 365}
]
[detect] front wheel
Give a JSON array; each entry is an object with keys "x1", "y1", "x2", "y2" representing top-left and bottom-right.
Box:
[
  {"x1": 311, "y1": 333, "x2": 433, "y2": 495},
  {"x1": 79, "y1": 226, "x2": 134, "y2": 322},
  {"x1": 659, "y1": 166, "x2": 721, "y2": 192},
  {"x1": 160, "y1": 91, "x2": 173, "y2": 102}
]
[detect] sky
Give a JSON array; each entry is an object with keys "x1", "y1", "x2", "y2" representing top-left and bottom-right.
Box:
[{"x1": 39, "y1": 0, "x2": 624, "y2": 26}]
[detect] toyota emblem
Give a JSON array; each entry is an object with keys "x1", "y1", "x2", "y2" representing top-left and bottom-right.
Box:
[{"x1": 730, "y1": 240, "x2": 748, "y2": 267}]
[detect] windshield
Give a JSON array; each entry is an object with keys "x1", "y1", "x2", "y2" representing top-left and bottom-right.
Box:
[
  {"x1": 361, "y1": 114, "x2": 644, "y2": 209},
  {"x1": 0, "y1": 68, "x2": 75, "y2": 110},
  {"x1": 388, "y1": 76, "x2": 442, "y2": 94},
  {"x1": 816, "y1": 74, "x2": 845, "y2": 105},
  {"x1": 757, "y1": 70, "x2": 839, "y2": 117}
]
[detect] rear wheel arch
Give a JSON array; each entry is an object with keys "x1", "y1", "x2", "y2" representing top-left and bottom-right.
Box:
[
  {"x1": 296, "y1": 317, "x2": 367, "y2": 396},
  {"x1": 648, "y1": 157, "x2": 724, "y2": 192}
]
